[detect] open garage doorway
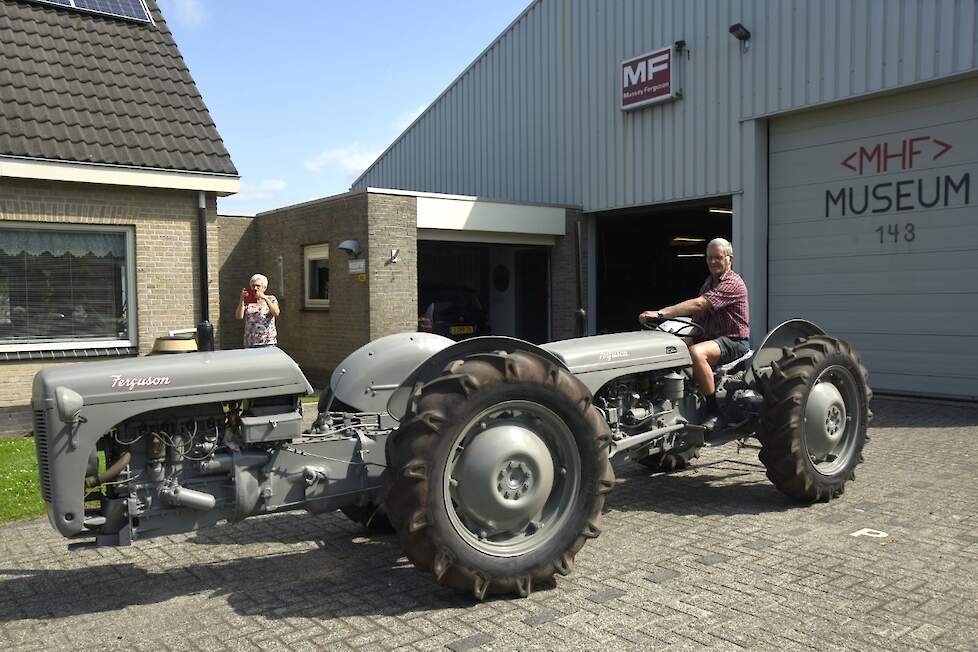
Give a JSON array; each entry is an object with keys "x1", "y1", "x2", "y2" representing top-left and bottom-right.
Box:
[
  {"x1": 418, "y1": 240, "x2": 550, "y2": 343},
  {"x1": 593, "y1": 198, "x2": 733, "y2": 334}
]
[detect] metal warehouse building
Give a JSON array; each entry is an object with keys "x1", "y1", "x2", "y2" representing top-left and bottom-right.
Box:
[{"x1": 351, "y1": 0, "x2": 978, "y2": 400}]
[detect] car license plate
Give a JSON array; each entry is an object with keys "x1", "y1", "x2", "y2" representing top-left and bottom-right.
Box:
[{"x1": 450, "y1": 325, "x2": 475, "y2": 335}]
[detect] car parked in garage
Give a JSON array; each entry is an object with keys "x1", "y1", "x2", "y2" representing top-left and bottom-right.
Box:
[{"x1": 417, "y1": 285, "x2": 488, "y2": 340}]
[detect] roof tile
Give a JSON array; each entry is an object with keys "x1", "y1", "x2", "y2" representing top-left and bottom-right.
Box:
[{"x1": 0, "y1": 0, "x2": 236, "y2": 175}]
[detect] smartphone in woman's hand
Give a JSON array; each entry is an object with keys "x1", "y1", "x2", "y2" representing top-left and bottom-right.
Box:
[{"x1": 243, "y1": 288, "x2": 257, "y2": 304}]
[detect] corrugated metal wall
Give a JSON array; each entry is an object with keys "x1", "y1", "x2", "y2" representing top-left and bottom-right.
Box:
[{"x1": 353, "y1": 0, "x2": 978, "y2": 212}]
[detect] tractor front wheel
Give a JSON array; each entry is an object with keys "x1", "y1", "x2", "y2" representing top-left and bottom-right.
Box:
[{"x1": 384, "y1": 350, "x2": 614, "y2": 599}]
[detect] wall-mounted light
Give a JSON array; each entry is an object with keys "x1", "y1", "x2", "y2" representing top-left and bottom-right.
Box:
[
  {"x1": 337, "y1": 239, "x2": 362, "y2": 258},
  {"x1": 729, "y1": 23, "x2": 751, "y2": 52},
  {"x1": 275, "y1": 255, "x2": 285, "y2": 296},
  {"x1": 388, "y1": 247, "x2": 400, "y2": 264}
]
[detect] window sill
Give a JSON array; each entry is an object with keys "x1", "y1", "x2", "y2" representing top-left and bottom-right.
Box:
[
  {"x1": 0, "y1": 346, "x2": 138, "y2": 362},
  {"x1": 301, "y1": 305, "x2": 331, "y2": 312}
]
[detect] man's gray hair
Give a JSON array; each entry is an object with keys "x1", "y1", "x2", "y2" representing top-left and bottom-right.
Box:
[
  {"x1": 707, "y1": 238, "x2": 733, "y2": 257},
  {"x1": 249, "y1": 273, "x2": 269, "y2": 287}
]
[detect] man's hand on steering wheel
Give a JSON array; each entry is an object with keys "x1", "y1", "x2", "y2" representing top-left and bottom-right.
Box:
[
  {"x1": 638, "y1": 310, "x2": 664, "y2": 329},
  {"x1": 638, "y1": 310, "x2": 705, "y2": 338}
]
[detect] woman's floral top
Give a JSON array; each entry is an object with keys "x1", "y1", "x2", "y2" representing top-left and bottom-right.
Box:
[{"x1": 243, "y1": 296, "x2": 278, "y2": 347}]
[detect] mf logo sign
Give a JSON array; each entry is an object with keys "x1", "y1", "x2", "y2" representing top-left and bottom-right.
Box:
[{"x1": 621, "y1": 44, "x2": 682, "y2": 111}]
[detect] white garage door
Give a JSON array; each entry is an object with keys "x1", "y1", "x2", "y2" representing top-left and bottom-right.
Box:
[{"x1": 769, "y1": 77, "x2": 978, "y2": 400}]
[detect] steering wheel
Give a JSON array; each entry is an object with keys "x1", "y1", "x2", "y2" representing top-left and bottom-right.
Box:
[{"x1": 639, "y1": 314, "x2": 705, "y2": 338}]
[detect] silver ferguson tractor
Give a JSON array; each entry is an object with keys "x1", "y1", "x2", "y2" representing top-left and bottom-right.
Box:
[{"x1": 31, "y1": 317, "x2": 870, "y2": 599}]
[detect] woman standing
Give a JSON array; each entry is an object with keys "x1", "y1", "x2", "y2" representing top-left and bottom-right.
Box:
[{"x1": 235, "y1": 273, "x2": 280, "y2": 347}]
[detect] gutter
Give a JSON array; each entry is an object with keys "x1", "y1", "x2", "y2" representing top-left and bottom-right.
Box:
[{"x1": 0, "y1": 154, "x2": 240, "y2": 195}]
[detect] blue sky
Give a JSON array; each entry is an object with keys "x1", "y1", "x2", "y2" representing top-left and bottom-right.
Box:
[{"x1": 157, "y1": 0, "x2": 530, "y2": 216}]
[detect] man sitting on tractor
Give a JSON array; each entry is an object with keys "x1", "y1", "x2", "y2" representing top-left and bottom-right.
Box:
[{"x1": 640, "y1": 237, "x2": 750, "y2": 426}]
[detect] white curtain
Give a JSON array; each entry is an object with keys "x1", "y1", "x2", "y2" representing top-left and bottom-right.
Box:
[{"x1": 0, "y1": 229, "x2": 125, "y2": 258}]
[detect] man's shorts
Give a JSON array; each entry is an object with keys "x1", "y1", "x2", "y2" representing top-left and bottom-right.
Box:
[{"x1": 714, "y1": 336, "x2": 751, "y2": 366}]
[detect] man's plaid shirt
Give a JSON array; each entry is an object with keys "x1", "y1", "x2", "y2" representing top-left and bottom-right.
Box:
[{"x1": 693, "y1": 269, "x2": 750, "y2": 340}]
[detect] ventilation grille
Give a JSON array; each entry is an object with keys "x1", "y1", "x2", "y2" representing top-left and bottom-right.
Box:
[{"x1": 33, "y1": 410, "x2": 52, "y2": 503}]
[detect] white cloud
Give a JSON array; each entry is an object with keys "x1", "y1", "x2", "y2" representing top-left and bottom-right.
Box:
[
  {"x1": 304, "y1": 144, "x2": 380, "y2": 178},
  {"x1": 158, "y1": 0, "x2": 206, "y2": 29},
  {"x1": 225, "y1": 178, "x2": 287, "y2": 202},
  {"x1": 394, "y1": 104, "x2": 427, "y2": 133}
]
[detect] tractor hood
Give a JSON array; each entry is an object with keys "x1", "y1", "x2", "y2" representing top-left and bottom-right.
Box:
[
  {"x1": 542, "y1": 331, "x2": 690, "y2": 382},
  {"x1": 32, "y1": 347, "x2": 313, "y2": 410}
]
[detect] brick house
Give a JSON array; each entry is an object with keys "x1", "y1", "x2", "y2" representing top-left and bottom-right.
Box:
[
  {"x1": 245, "y1": 189, "x2": 583, "y2": 388},
  {"x1": 0, "y1": 0, "x2": 239, "y2": 435}
]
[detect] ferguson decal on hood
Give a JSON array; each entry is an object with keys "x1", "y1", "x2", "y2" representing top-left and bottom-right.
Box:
[
  {"x1": 599, "y1": 351, "x2": 630, "y2": 362},
  {"x1": 111, "y1": 375, "x2": 172, "y2": 391}
]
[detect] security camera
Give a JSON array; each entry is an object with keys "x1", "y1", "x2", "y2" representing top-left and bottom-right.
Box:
[{"x1": 337, "y1": 239, "x2": 362, "y2": 258}]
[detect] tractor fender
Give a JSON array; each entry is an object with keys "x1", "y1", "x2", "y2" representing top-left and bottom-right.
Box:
[
  {"x1": 746, "y1": 319, "x2": 826, "y2": 385},
  {"x1": 328, "y1": 332, "x2": 456, "y2": 414},
  {"x1": 386, "y1": 336, "x2": 567, "y2": 421}
]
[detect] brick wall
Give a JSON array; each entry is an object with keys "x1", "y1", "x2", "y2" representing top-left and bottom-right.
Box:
[
  {"x1": 366, "y1": 193, "x2": 417, "y2": 340},
  {"x1": 0, "y1": 178, "x2": 219, "y2": 436},
  {"x1": 254, "y1": 192, "x2": 373, "y2": 388},
  {"x1": 551, "y1": 208, "x2": 586, "y2": 341},
  {"x1": 217, "y1": 215, "x2": 257, "y2": 349}
]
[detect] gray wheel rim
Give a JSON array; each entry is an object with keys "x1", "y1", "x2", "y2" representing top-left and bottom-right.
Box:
[
  {"x1": 442, "y1": 399, "x2": 581, "y2": 557},
  {"x1": 804, "y1": 364, "x2": 861, "y2": 476}
]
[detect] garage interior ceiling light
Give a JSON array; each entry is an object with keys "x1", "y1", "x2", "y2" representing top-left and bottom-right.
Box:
[
  {"x1": 676, "y1": 253, "x2": 705, "y2": 258},
  {"x1": 670, "y1": 236, "x2": 707, "y2": 246},
  {"x1": 708, "y1": 208, "x2": 733, "y2": 214}
]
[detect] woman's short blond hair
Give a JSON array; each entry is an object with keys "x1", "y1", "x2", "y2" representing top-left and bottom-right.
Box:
[{"x1": 249, "y1": 273, "x2": 269, "y2": 288}]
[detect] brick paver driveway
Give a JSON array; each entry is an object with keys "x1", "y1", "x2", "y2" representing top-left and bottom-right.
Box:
[{"x1": 1, "y1": 398, "x2": 976, "y2": 651}]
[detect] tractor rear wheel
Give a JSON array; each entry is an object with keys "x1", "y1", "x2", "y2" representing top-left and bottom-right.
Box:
[
  {"x1": 384, "y1": 350, "x2": 614, "y2": 599},
  {"x1": 758, "y1": 335, "x2": 871, "y2": 502}
]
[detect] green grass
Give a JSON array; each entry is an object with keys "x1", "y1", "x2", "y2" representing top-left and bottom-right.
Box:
[{"x1": 0, "y1": 436, "x2": 45, "y2": 524}]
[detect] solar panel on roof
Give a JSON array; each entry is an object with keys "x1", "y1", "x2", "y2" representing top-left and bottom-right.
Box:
[{"x1": 26, "y1": 0, "x2": 152, "y2": 24}]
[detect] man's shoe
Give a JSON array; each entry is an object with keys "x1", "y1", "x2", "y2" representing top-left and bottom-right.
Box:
[
  {"x1": 702, "y1": 393, "x2": 726, "y2": 431},
  {"x1": 702, "y1": 411, "x2": 728, "y2": 432}
]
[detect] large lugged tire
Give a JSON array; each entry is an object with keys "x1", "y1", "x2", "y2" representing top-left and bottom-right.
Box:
[
  {"x1": 384, "y1": 350, "x2": 615, "y2": 599},
  {"x1": 635, "y1": 446, "x2": 701, "y2": 473},
  {"x1": 758, "y1": 335, "x2": 871, "y2": 502}
]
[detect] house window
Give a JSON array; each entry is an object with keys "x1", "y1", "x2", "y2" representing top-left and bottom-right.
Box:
[
  {"x1": 0, "y1": 224, "x2": 136, "y2": 351},
  {"x1": 303, "y1": 243, "x2": 330, "y2": 308}
]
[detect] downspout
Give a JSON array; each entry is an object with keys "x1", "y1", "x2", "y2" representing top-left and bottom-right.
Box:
[
  {"x1": 574, "y1": 219, "x2": 587, "y2": 338},
  {"x1": 195, "y1": 190, "x2": 215, "y2": 351}
]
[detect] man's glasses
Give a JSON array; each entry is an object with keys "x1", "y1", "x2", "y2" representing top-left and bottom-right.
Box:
[{"x1": 706, "y1": 255, "x2": 729, "y2": 262}]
